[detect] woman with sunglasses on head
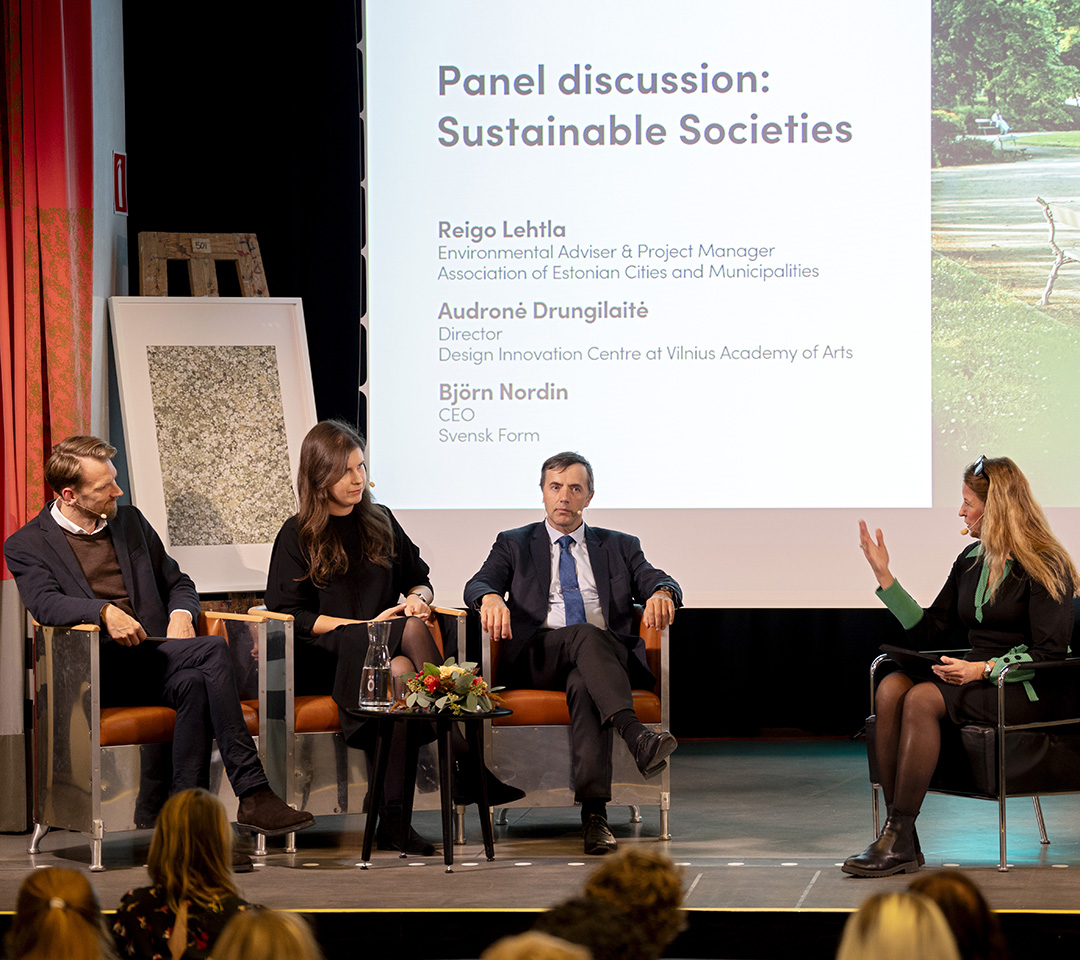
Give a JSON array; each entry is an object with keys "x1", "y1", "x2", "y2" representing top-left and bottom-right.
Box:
[{"x1": 844, "y1": 456, "x2": 1077, "y2": 877}]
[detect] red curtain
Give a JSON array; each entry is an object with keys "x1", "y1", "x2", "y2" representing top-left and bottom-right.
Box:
[{"x1": 0, "y1": 0, "x2": 94, "y2": 575}]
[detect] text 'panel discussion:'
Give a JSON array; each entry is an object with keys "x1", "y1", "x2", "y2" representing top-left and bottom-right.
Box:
[{"x1": 5, "y1": 1, "x2": 1080, "y2": 959}]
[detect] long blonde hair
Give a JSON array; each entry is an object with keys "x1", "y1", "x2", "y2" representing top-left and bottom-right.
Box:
[
  {"x1": 6, "y1": 868, "x2": 117, "y2": 960},
  {"x1": 214, "y1": 910, "x2": 325, "y2": 960},
  {"x1": 964, "y1": 457, "x2": 1078, "y2": 602},
  {"x1": 837, "y1": 892, "x2": 960, "y2": 960},
  {"x1": 148, "y1": 788, "x2": 237, "y2": 911}
]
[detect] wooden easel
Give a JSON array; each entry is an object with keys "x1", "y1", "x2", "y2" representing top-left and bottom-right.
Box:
[{"x1": 138, "y1": 232, "x2": 268, "y2": 296}]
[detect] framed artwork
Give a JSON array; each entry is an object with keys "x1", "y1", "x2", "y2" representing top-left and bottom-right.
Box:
[{"x1": 108, "y1": 297, "x2": 318, "y2": 592}]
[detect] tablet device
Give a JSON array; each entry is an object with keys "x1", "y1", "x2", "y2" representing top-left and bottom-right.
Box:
[{"x1": 879, "y1": 644, "x2": 945, "y2": 677}]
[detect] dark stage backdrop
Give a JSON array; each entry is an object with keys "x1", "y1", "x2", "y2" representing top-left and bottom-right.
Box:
[{"x1": 120, "y1": 1, "x2": 914, "y2": 738}]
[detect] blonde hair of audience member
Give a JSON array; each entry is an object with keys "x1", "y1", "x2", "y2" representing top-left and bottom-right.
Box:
[
  {"x1": 837, "y1": 892, "x2": 961, "y2": 960},
  {"x1": 909, "y1": 871, "x2": 1009, "y2": 960},
  {"x1": 581, "y1": 847, "x2": 686, "y2": 950},
  {"x1": 6, "y1": 868, "x2": 118, "y2": 960},
  {"x1": 482, "y1": 931, "x2": 592, "y2": 960},
  {"x1": 149, "y1": 788, "x2": 237, "y2": 911},
  {"x1": 213, "y1": 910, "x2": 326, "y2": 960}
]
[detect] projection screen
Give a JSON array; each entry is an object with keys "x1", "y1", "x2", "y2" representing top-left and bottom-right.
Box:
[{"x1": 363, "y1": 1, "x2": 1080, "y2": 608}]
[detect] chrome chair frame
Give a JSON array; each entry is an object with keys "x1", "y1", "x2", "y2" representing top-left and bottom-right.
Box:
[
  {"x1": 867, "y1": 651, "x2": 1080, "y2": 871},
  {"x1": 255, "y1": 608, "x2": 468, "y2": 850},
  {"x1": 28, "y1": 612, "x2": 271, "y2": 870},
  {"x1": 481, "y1": 616, "x2": 671, "y2": 840}
]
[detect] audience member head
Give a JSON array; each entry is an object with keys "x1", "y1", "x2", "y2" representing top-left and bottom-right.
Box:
[
  {"x1": 214, "y1": 909, "x2": 325, "y2": 960},
  {"x1": 6, "y1": 868, "x2": 117, "y2": 960},
  {"x1": 533, "y1": 897, "x2": 651, "y2": 960},
  {"x1": 836, "y1": 892, "x2": 960, "y2": 960},
  {"x1": 581, "y1": 847, "x2": 686, "y2": 952},
  {"x1": 295, "y1": 420, "x2": 393, "y2": 583},
  {"x1": 148, "y1": 788, "x2": 237, "y2": 910},
  {"x1": 909, "y1": 870, "x2": 1008, "y2": 960},
  {"x1": 482, "y1": 931, "x2": 591, "y2": 960},
  {"x1": 44, "y1": 436, "x2": 116, "y2": 495}
]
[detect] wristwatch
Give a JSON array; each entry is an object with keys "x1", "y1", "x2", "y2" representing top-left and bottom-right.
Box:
[{"x1": 982, "y1": 660, "x2": 994, "y2": 680}]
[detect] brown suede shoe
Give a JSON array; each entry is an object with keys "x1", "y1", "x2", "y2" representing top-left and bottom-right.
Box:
[{"x1": 236, "y1": 788, "x2": 315, "y2": 837}]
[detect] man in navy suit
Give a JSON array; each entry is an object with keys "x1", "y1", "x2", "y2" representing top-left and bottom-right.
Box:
[
  {"x1": 464, "y1": 451, "x2": 680, "y2": 855},
  {"x1": 4, "y1": 435, "x2": 313, "y2": 848}
]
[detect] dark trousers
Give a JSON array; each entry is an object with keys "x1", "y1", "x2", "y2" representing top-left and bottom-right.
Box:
[
  {"x1": 101, "y1": 635, "x2": 267, "y2": 797},
  {"x1": 501, "y1": 623, "x2": 635, "y2": 802}
]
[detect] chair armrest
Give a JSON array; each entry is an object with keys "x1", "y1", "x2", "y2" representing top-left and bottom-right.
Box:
[
  {"x1": 31, "y1": 618, "x2": 99, "y2": 632},
  {"x1": 248, "y1": 606, "x2": 295, "y2": 622}
]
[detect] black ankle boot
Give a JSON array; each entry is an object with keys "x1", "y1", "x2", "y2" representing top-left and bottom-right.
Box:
[
  {"x1": 883, "y1": 804, "x2": 925, "y2": 866},
  {"x1": 376, "y1": 804, "x2": 436, "y2": 856},
  {"x1": 841, "y1": 812, "x2": 920, "y2": 877},
  {"x1": 452, "y1": 757, "x2": 526, "y2": 807}
]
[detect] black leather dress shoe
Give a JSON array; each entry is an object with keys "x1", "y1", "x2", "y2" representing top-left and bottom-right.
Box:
[
  {"x1": 841, "y1": 813, "x2": 920, "y2": 878},
  {"x1": 582, "y1": 814, "x2": 618, "y2": 855},
  {"x1": 632, "y1": 731, "x2": 678, "y2": 778}
]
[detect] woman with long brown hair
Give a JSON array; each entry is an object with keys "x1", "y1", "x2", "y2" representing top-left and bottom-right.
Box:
[
  {"x1": 845, "y1": 456, "x2": 1077, "y2": 877},
  {"x1": 112, "y1": 789, "x2": 254, "y2": 960},
  {"x1": 265, "y1": 420, "x2": 521, "y2": 855}
]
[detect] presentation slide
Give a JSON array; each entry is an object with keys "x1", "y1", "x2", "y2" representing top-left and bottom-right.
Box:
[{"x1": 364, "y1": 1, "x2": 1080, "y2": 608}]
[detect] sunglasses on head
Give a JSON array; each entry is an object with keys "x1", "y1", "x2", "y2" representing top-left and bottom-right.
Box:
[{"x1": 973, "y1": 455, "x2": 987, "y2": 477}]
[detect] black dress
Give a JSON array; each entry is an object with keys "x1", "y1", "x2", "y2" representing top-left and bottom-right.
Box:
[
  {"x1": 264, "y1": 505, "x2": 432, "y2": 745},
  {"x1": 882, "y1": 545, "x2": 1074, "y2": 724}
]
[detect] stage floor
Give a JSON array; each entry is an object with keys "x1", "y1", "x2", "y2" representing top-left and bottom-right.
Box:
[{"x1": 4, "y1": 740, "x2": 1080, "y2": 954}]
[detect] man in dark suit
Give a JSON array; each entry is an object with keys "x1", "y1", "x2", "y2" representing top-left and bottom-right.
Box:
[
  {"x1": 464, "y1": 451, "x2": 680, "y2": 855},
  {"x1": 4, "y1": 435, "x2": 314, "y2": 848}
]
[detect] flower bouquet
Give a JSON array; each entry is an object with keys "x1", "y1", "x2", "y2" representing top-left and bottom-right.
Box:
[{"x1": 397, "y1": 658, "x2": 504, "y2": 715}]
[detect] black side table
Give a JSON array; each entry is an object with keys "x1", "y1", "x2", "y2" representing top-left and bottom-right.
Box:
[{"x1": 352, "y1": 706, "x2": 512, "y2": 872}]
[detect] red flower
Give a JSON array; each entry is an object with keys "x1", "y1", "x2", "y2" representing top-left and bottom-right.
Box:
[{"x1": 424, "y1": 675, "x2": 439, "y2": 693}]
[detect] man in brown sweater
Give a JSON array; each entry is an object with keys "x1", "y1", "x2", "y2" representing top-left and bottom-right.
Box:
[{"x1": 4, "y1": 435, "x2": 313, "y2": 843}]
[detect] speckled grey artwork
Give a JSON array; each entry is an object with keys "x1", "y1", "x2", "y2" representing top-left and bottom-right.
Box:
[{"x1": 146, "y1": 345, "x2": 296, "y2": 546}]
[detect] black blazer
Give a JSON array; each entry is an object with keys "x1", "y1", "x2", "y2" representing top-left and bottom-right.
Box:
[
  {"x1": 4, "y1": 502, "x2": 200, "y2": 637},
  {"x1": 463, "y1": 521, "x2": 681, "y2": 674}
]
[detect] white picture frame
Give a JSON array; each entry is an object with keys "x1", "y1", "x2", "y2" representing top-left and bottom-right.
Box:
[{"x1": 108, "y1": 296, "x2": 318, "y2": 592}]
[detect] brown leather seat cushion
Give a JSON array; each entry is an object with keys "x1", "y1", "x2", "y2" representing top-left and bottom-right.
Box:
[
  {"x1": 494, "y1": 689, "x2": 660, "y2": 726},
  {"x1": 100, "y1": 706, "x2": 176, "y2": 746},
  {"x1": 100, "y1": 700, "x2": 259, "y2": 745},
  {"x1": 294, "y1": 694, "x2": 342, "y2": 733}
]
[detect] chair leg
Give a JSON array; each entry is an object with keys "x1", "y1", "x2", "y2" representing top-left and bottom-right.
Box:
[
  {"x1": 284, "y1": 831, "x2": 297, "y2": 854},
  {"x1": 1033, "y1": 796, "x2": 1050, "y2": 845},
  {"x1": 90, "y1": 838, "x2": 104, "y2": 872},
  {"x1": 659, "y1": 806, "x2": 671, "y2": 841},
  {"x1": 628, "y1": 804, "x2": 642, "y2": 824},
  {"x1": 998, "y1": 794, "x2": 1009, "y2": 872},
  {"x1": 28, "y1": 822, "x2": 49, "y2": 855},
  {"x1": 454, "y1": 803, "x2": 466, "y2": 845},
  {"x1": 495, "y1": 808, "x2": 509, "y2": 826},
  {"x1": 871, "y1": 784, "x2": 881, "y2": 838},
  {"x1": 254, "y1": 833, "x2": 267, "y2": 857}
]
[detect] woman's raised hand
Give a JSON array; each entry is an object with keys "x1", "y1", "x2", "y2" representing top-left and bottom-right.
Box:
[{"x1": 858, "y1": 520, "x2": 894, "y2": 590}]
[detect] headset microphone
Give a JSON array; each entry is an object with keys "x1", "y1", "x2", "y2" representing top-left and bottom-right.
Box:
[
  {"x1": 73, "y1": 500, "x2": 108, "y2": 521},
  {"x1": 961, "y1": 527, "x2": 969, "y2": 536}
]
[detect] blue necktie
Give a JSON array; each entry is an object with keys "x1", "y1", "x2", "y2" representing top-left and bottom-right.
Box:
[{"x1": 558, "y1": 534, "x2": 587, "y2": 626}]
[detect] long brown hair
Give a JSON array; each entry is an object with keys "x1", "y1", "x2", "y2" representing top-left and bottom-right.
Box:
[
  {"x1": 297, "y1": 420, "x2": 394, "y2": 586},
  {"x1": 964, "y1": 456, "x2": 1078, "y2": 602},
  {"x1": 148, "y1": 788, "x2": 237, "y2": 911},
  {"x1": 7, "y1": 868, "x2": 117, "y2": 960}
]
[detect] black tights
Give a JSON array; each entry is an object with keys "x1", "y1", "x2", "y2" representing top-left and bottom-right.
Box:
[
  {"x1": 873, "y1": 672, "x2": 948, "y2": 816},
  {"x1": 375, "y1": 616, "x2": 469, "y2": 806}
]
